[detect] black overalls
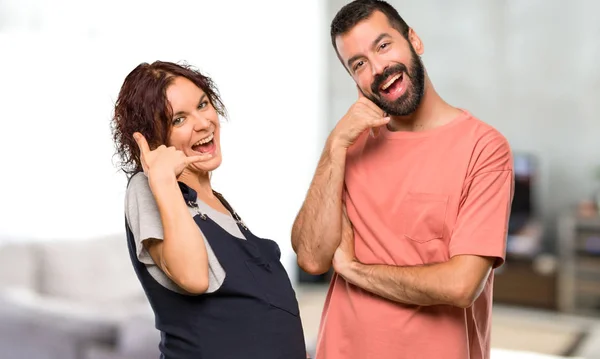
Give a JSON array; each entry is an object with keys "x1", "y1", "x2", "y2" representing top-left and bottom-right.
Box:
[{"x1": 125, "y1": 180, "x2": 306, "y2": 359}]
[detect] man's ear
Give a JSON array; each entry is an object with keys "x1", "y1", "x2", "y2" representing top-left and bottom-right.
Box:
[{"x1": 408, "y1": 28, "x2": 424, "y2": 56}]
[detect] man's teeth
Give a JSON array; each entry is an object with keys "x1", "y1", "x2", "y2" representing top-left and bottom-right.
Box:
[
  {"x1": 381, "y1": 73, "x2": 402, "y2": 91},
  {"x1": 193, "y1": 133, "x2": 214, "y2": 147}
]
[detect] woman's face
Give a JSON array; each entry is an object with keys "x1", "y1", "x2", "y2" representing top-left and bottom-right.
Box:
[{"x1": 166, "y1": 76, "x2": 222, "y2": 173}]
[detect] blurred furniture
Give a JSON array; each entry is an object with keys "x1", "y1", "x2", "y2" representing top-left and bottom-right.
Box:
[
  {"x1": 507, "y1": 153, "x2": 537, "y2": 235},
  {"x1": 0, "y1": 235, "x2": 160, "y2": 359},
  {"x1": 491, "y1": 153, "x2": 559, "y2": 309},
  {"x1": 493, "y1": 220, "x2": 558, "y2": 309},
  {"x1": 83, "y1": 313, "x2": 159, "y2": 359},
  {"x1": 557, "y1": 210, "x2": 600, "y2": 315}
]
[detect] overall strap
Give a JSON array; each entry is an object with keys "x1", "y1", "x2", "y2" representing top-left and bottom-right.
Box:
[
  {"x1": 126, "y1": 171, "x2": 142, "y2": 187},
  {"x1": 213, "y1": 191, "x2": 248, "y2": 230}
]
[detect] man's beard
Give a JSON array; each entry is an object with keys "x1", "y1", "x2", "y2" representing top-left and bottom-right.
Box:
[{"x1": 367, "y1": 46, "x2": 425, "y2": 117}]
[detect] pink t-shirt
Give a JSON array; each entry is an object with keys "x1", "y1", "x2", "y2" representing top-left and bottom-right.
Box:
[{"x1": 315, "y1": 111, "x2": 514, "y2": 359}]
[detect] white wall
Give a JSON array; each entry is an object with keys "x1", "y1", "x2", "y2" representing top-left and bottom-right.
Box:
[{"x1": 0, "y1": 0, "x2": 328, "y2": 279}]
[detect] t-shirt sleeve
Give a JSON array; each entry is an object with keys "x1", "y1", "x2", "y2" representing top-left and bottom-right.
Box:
[
  {"x1": 449, "y1": 131, "x2": 514, "y2": 268},
  {"x1": 125, "y1": 172, "x2": 165, "y2": 265}
]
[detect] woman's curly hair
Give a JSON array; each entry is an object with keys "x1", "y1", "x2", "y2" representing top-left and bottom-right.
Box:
[{"x1": 111, "y1": 61, "x2": 227, "y2": 177}]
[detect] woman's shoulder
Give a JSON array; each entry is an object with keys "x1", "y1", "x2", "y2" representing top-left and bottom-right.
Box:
[
  {"x1": 125, "y1": 172, "x2": 154, "y2": 203},
  {"x1": 127, "y1": 172, "x2": 149, "y2": 191}
]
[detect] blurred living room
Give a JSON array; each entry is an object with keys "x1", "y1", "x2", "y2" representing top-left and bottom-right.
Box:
[{"x1": 0, "y1": 0, "x2": 599, "y2": 358}]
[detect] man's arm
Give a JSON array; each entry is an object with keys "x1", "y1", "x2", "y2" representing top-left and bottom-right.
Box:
[
  {"x1": 292, "y1": 91, "x2": 390, "y2": 275},
  {"x1": 333, "y1": 209, "x2": 494, "y2": 307},
  {"x1": 291, "y1": 137, "x2": 347, "y2": 275},
  {"x1": 339, "y1": 255, "x2": 494, "y2": 308}
]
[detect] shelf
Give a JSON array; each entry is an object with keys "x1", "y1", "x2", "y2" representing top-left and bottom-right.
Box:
[
  {"x1": 576, "y1": 279, "x2": 600, "y2": 296},
  {"x1": 574, "y1": 215, "x2": 600, "y2": 229},
  {"x1": 558, "y1": 211, "x2": 600, "y2": 314}
]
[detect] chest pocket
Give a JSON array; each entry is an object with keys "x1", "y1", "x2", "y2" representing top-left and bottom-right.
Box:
[{"x1": 400, "y1": 192, "x2": 448, "y2": 243}]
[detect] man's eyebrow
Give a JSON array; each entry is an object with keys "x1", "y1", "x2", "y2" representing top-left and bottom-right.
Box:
[{"x1": 346, "y1": 33, "x2": 392, "y2": 69}]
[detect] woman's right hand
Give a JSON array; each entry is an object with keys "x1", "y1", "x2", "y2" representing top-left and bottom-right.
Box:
[{"x1": 133, "y1": 132, "x2": 209, "y2": 181}]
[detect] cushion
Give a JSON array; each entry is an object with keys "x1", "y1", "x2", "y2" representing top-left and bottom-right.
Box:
[
  {"x1": 0, "y1": 241, "x2": 38, "y2": 291},
  {"x1": 37, "y1": 234, "x2": 144, "y2": 304}
]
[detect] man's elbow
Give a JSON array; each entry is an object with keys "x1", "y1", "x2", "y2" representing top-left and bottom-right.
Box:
[
  {"x1": 451, "y1": 284, "x2": 482, "y2": 309},
  {"x1": 453, "y1": 295, "x2": 476, "y2": 309},
  {"x1": 297, "y1": 257, "x2": 330, "y2": 276}
]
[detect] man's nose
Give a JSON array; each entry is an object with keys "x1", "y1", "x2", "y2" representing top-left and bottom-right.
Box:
[{"x1": 371, "y1": 57, "x2": 388, "y2": 78}]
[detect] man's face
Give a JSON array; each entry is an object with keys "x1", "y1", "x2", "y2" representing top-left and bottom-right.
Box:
[{"x1": 335, "y1": 11, "x2": 425, "y2": 116}]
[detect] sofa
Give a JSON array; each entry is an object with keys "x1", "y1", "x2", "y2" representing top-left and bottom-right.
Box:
[{"x1": 0, "y1": 234, "x2": 160, "y2": 359}]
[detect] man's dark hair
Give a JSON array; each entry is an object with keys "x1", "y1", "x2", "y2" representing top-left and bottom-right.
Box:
[{"x1": 330, "y1": 0, "x2": 410, "y2": 57}]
